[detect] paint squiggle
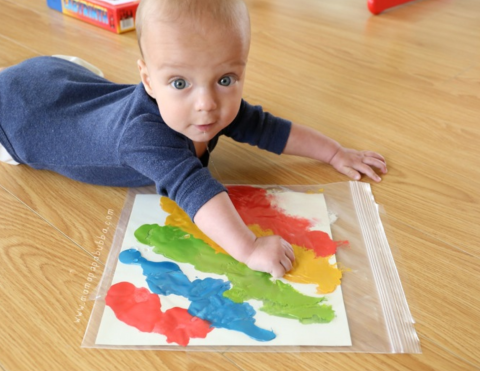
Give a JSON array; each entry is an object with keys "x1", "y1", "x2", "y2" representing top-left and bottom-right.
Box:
[
  {"x1": 161, "y1": 196, "x2": 228, "y2": 254},
  {"x1": 248, "y1": 225, "x2": 342, "y2": 294},
  {"x1": 228, "y1": 186, "x2": 348, "y2": 257},
  {"x1": 161, "y1": 189, "x2": 343, "y2": 294},
  {"x1": 135, "y1": 224, "x2": 335, "y2": 323},
  {"x1": 105, "y1": 282, "x2": 212, "y2": 346},
  {"x1": 118, "y1": 248, "x2": 276, "y2": 342}
]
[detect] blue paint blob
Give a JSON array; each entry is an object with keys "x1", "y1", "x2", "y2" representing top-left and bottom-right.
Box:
[{"x1": 119, "y1": 249, "x2": 276, "y2": 341}]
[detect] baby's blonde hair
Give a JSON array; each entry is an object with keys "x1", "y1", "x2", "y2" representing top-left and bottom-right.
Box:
[{"x1": 136, "y1": 0, "x2": 250, "y2": 57}]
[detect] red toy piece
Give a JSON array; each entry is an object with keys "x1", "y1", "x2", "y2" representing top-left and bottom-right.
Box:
[{"x1": 368, "y1": 0, "x2": 417, "y2": 14}]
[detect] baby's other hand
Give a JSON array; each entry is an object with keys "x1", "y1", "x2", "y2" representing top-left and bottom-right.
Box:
[
  {"x1": 245, "y1": 236, "x2": 295, "y2": 278},
  {"x1": 329, "y1": 147, "x2": 387, "y2": 182}
]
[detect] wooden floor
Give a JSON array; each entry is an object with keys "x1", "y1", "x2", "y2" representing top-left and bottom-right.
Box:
[{"x1": 1, "y1": 0, "x2": 479, "y2": 370}]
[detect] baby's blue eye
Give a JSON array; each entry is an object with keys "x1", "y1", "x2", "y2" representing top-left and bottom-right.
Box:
[
  {"x1": 172, "y1": 79, "x2": 188, "y2": 90},
  {"x1": 218, "y1": 76, "x2": 234, "y2": 86}
]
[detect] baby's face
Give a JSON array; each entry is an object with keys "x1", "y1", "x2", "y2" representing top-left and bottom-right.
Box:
[{"x1": 138, "y1": 19, "x2": 249, "y2": 144}]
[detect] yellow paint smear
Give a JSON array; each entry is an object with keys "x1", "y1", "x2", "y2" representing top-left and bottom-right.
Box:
[
  {"x1": 248, "y1": 225, "x2": 342, "y2": 294},
  {"x1": 161, "y1": 197, "x2": 342, "y2": 294},
  {"x1": 306, "y1": 188, "x2": 324, "y2": 194},
  {"x1": 286, "y1": 247, "x2": 342, "y2": 294},
  {"x1": 161, "y1": 197, "x2": 228, "y2": 254}
]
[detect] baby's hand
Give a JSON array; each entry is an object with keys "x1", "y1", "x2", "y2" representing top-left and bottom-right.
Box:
[
  {"x1": 244, "y1": 236, "x2": 295, "y2": 278},
  {"x1": 329, "y1": 147, "x2": 387, "y2": 182}
]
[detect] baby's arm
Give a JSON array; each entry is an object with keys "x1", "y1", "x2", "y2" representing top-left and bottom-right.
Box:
[
  {"x1": 283, "y1": 123, "x2": 387, "y2": 182},
  {"x1": 194, "y1": 191, "x2": 295, "y2": 278}
]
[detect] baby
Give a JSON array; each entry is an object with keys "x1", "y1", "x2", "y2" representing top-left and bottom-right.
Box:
[{"x1": 0, "y1": 0, "x2": 386, "y2": 278}]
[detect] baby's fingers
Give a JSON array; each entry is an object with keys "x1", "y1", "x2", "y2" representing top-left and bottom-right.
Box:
[
  {"x1": 356, "y1": 162, "x2": 383, "y2": 182},
  {"x1": 281, "y1": 239, "x2": 295, "y2": 261},
  {"x1": 342, "y1": 164, "x2": 381, "y2": 182},
  {"x1": 363, "y1": 151, "x2": 386, "y2": 163},
  {"x1": 363, "y1": 156, "x2": 388, "y2": 174},
  {"x1": 281, "y1": 254, "x2": 293, "y2": 272},
  {"x1": 271, "y1": 264, "x2": 286, "y2": 279},
  {"x1": 340, "y1": 166, "x2": 363, "y2": 181}
]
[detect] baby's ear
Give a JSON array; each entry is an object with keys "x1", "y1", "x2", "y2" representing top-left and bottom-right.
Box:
[{"x1": 137, "y1": 59, "x2": 155, "y2": 98}]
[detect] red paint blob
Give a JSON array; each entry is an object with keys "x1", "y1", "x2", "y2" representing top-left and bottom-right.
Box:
[
  {"x1": 228, "y1": 186, "x2": 347, "y2": 257},
  {"x1": 105, "y1": 282, "x2": 213, "y2": 346}
]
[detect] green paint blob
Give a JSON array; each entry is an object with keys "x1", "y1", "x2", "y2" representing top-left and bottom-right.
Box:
[{"x1": 135, "y1": 224, "x2": 335, "y2": 323}]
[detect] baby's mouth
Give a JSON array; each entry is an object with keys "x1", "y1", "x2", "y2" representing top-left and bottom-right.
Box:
[{"x1": 195, "y1": 123, "x2": 215, "y2": 132}]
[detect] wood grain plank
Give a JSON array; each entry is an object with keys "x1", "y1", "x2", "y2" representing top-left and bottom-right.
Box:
[
  {"x1": 0, "y1": 35, "x2": 41, "y2": 65},
  {"x1": 385, "y1": 217, "x2": 480, "y2": 366},
  {"x1": 0, "y1": 163, "x2": 126, "y2": 265},
  {"x1": 0, "y1": 186, "x2": 241, "y2": 371},
  {"x1": 0, "y1": 0, "x2": 140, "y2": 84},
  {"x1": 224, "y1": 337, "x2": 479, "y2": 371}
]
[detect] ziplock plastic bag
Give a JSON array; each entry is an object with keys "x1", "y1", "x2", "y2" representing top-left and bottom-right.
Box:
[{"x1": 83, "y1": 181, "x2": 420, "y2": 353}]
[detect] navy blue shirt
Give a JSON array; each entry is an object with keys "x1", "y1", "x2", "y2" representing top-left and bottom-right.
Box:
[{"x1": 0, "y1": 57, "x2": 291, "y2": 219}]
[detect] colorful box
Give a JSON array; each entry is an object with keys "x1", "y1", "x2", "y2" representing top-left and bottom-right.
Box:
[{"x1": 47, "y1": 0, "x2": 140, "y2": 34}]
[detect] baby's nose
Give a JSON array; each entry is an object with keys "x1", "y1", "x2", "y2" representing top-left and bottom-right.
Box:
[{"x1": 195, "y1": 89, "x2": 217, "y2": 112}]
